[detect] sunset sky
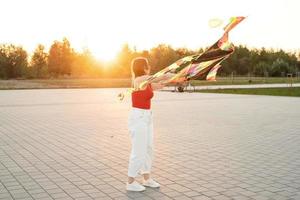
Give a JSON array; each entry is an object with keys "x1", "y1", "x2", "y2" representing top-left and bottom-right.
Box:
[{"x1": 1, "y1": 0, "x2": 299, "y2": 60}]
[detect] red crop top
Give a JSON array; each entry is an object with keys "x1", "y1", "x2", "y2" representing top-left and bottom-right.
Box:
[{"x1": 132, "y1": 84, "x2": 154, "y2": 110}]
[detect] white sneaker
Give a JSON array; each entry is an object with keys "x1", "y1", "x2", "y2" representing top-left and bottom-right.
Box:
[
  {"x1": 142, "y1": 178, "x2": 160, "y2": 188},
  {"x1": 126, "y1": 181, "x2": 146, "y2": 192}
]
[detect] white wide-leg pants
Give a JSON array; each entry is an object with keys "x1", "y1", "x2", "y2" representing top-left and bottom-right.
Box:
[{"x1": 127, "y1": 107, "x2": 153, "y2": 178}]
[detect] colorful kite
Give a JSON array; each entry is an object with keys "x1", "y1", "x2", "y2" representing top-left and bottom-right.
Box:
[
  {"x1": 118, "y1": 16, "x2": 245, "y2": 100},
  {"x1": 208, "y1": 18, "x2": 223, "y2": 28}
]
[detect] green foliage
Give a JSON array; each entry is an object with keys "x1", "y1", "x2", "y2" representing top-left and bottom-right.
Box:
[
  {"x1": 48, "y1": 38, "x2": 74, "y2": 77},
  {"x1": 220, "y1": 46, "x2": 300, "y2": 76},
  {"x1": 254, "y1": 61, "x2": 269, "y2": 76},
  {"x1": 148, "y1": 44, "x2": 180, "y2": 73},
  {"x1": 71, "y1": 49, "x2": 102, "y2": 77},
  {"x1": 30, "y1": 44, "x2": 48, "y2": 78},
  {"x1": 112, "y1": 44, "x2": 135, "y2": 78},
  {"x1": 0, "y1": 38, "x2": 299, "y2": 79},
  {"x1": 0, "y1": 44, "x2": 28, "y2": 79}
]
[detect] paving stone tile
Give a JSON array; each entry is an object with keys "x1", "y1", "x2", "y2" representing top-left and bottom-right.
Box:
[{"x1": 1, "y1": 89, "x2": 300, "y2": 200}]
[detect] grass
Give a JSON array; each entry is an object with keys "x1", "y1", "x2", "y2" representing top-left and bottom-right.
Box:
[
  {"x1": 0, "y1": 77, "x2": 299, "y2": 90},
  {"x1": 190, "y1": 76, "x2": 300, "y2": 86},
  {"x1": 196, "y1": 87, "x2": 300, "y2": 97},
  {"x1": 0, "y1": 78, "x2": 131, "y2": 89}
]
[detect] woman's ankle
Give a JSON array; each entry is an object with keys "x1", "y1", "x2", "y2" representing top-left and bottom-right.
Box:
[
  {"x1": 143, "y1": 173, "x2": 150, "y2": 181},
  {"x1": 128, "y1": 177, "x2": 135, "y2": 184}
]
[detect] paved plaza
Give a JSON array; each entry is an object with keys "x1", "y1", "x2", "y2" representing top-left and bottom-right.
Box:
[{"x1": 0, "y1": 89, "x2": 300, "y2": 200}]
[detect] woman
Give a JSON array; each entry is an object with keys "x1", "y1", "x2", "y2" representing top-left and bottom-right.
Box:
[{"x1": 126, "y1": 57, "x2": 169, "y2": 192}]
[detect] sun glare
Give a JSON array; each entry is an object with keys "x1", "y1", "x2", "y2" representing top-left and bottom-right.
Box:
[
  {"x1": 85, "y1": 39, "x2": 122, "y2": 62},
  {"x1": 1, "y1": 0, "x2": 300, "y2": 58},
  {"x1": 92, "y1": 48, "x2": 118, "y2": 62}
]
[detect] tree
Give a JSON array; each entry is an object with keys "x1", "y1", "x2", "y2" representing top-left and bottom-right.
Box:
[
  {"x1": 30, "y1": 44, "x2": 48, "y2": 78},
  {"x1": 0, "y1": 46, "x2": 9, "y2": 79},
  {"x1": 71, "y1": 49, "x2": 101, "y2": 77},
  {"x1": 270, "y1": 58, "x2": 290, "y2": 76},
  {"x1": 149, "y1": 44, "x2": 180, "y2": 73},
  {"x1": 0, "y1": 44, "x2": 28, "y2": 79},
  {"x1": 48, "y1": 38, "x2": 74, "y2": 77},
  {"x1": 113, "y1": 44, "x2": 134, "y2": 78},
  {"x1": 254, "y1": 61, "x2": 269, "y2": 76}
]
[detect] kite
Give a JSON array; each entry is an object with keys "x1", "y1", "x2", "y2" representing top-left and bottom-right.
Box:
[
  {"x1": 208, "y1": 18, "x2": 223, "y2": 28},
  {"x1": 118, "y1": 16, "x2": 245, "y2": 100}
]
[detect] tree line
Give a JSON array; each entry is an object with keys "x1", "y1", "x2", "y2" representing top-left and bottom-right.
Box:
[{"x1": 0, "y1": 38, "x2": 299, "y2": 79}]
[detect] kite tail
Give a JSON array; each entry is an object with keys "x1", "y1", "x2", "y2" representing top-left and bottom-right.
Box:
[
  {"x1": 223, "y1": 16, "x2": 245, "y2": 33},
  {"x1": 206, "y1": 64, "x2": 222, "y2": 81}
]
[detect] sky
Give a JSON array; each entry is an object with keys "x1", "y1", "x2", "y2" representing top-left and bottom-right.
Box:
[{"x1": 0, "y1": 0, "x2": 299, "y2": 60}]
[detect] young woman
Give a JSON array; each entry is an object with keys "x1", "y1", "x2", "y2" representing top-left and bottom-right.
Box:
[{"x1": 126, "y1": 57, "x2": 170, "y2": 192}]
